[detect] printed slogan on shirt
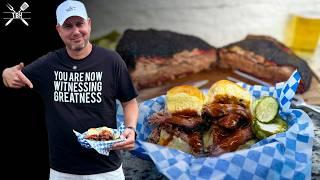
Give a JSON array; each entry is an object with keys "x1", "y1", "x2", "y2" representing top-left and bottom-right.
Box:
[{"x1": 53, "y1": 71, "x2": 103, "y2": 103}]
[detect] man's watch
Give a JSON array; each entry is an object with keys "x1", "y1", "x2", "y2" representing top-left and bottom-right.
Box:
[{"x1": 126, "y1": 126, "x2": 137, "y2": 139}]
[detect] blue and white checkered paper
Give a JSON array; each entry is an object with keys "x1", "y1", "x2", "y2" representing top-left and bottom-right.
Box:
[
  {"x1": 117, "y1": 70, "x2": 314, "y2": 180},
  {"x1": 73, "y1": 123, "x2": 126, "y2": 156}
]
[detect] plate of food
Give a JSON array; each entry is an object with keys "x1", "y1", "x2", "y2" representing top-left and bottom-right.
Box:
[
  {"x1": 122, "y1": 70, "x2": 314, "y2": 179},
  {"x1": 73, "y1": 124, "x2": 126, "y2": 156}
]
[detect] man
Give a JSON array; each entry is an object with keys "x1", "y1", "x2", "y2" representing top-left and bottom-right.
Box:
[{"x1": 2, "y1": 0, "x2": 138, "y2": 179}]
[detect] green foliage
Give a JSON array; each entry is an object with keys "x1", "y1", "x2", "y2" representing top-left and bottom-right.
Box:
[{"x1": 91, "y1": 30, "x2": 121, "y2": 50}]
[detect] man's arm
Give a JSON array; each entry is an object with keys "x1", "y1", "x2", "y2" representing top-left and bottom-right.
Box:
[
  {"x1": 2, "y1": 62, "x2": 33, "y2": 89},
  {"x1": 122, "y1": 98, "x2": 139, "y2": 129},
  {"x1": 112, "y1": 98, "x2": 139, "y2": 150}
]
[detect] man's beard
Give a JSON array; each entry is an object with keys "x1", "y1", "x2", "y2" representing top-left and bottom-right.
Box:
[{"x1": 68, "y1": 39, "x2": 88, "y2": 51}]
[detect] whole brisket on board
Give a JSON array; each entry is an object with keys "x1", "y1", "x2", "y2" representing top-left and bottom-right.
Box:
[
  {"x1": 218, "y1": 35, "x2": 312, "y2": 93},
  {"x1": 116, "y1": 29, "x2": 217, "y2": 89}
]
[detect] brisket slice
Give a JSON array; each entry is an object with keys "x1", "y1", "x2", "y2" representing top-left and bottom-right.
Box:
[
  {"x1": 218, "y1": 35, "x2": 312, "y2": 93},
  {"x1": 116, "y1": 29, "x2": 217, "y2": 89}
]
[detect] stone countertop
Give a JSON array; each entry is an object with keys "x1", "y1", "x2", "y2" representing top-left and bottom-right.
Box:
[
  {"x1": 123, "y1": 111, "x2": 320, "y2": 180},
  {"x1": 310, "y1": 112, "x2": 320, "y2": 179}
]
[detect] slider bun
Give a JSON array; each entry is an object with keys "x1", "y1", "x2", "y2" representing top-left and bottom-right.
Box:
[
  {"x1": 99, "y1": 127, "x2": 113, "y2": 132},
  {"x1": 166, "y1": 85, "x2": 205, "y2": 115},
  {"x1": 100, "y1": 127, "x2": 119, "y2": 139},
  {"x1": 87, "y1": 128, "x2": 99, "y2": 136},
  {"x1": 86, "y1": 127, "x2": 113, "y2": 136},
  {"x1": 158, "y1": 129, "x2": 191, "y2": 154},
  {"x1": 206, "y1": 80, "x2": 252, "y2": 109}
]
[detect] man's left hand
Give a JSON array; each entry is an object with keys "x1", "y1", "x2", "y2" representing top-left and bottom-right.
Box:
[{"x1": 112, "y1": 128, "x2": 136, "y2": 150}]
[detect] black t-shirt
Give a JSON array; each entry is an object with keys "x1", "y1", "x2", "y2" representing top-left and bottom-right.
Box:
[{"x1": 22, "y1": 45, "x2": 138, "y2": 174}]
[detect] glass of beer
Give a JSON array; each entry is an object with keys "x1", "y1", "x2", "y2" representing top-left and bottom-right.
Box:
[{"x1": 285, "y1": 11, "x2": 320, "y2": 60}]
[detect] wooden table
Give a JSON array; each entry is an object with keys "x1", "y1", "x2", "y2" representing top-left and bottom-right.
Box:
[{"x1": 137, "y1": 67, "x2": 320, "y2": 105}]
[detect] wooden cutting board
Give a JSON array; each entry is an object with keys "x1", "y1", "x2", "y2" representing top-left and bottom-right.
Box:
[
  {"x1": 301, "y1": 78, "x2": 320, "y2": 105},
  {"x1": 137, "y1": 67, "x2": 320, "y2": 105},
  {"x1": 137, "y1": 67, "x2": 235, "y2": 102}
]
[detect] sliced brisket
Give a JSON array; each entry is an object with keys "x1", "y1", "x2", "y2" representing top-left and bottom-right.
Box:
[
  {"x1": 116, "y1": 29, "x2": 217, "y2": 89},
  {"x1": 218, "y1": 35, "x2": 312, "y2": 93}
]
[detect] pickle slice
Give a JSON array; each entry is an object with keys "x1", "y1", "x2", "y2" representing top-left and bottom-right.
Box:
[
  {"x1": 255, "y1": 96, "x2": 279, "y2": 123},
  {"x1": 251, "y1": 98, "x2": 262, "y2": 117},
  {"x1": 254, "y1": 116, "x2": 288, "y2": 139}
]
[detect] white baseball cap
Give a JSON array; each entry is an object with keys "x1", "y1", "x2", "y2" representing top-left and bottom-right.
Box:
[{"x1": 56, "y1": 0, "x2": 88, "y2": 25}]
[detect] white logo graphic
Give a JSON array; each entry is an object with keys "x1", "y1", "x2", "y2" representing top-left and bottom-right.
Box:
[
  {"x1": 3, "y1": 2, "x2": 30, "y2": 26},
  {"x1": 66, "y1": 6, "x2": 76, "y2": 12}
]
